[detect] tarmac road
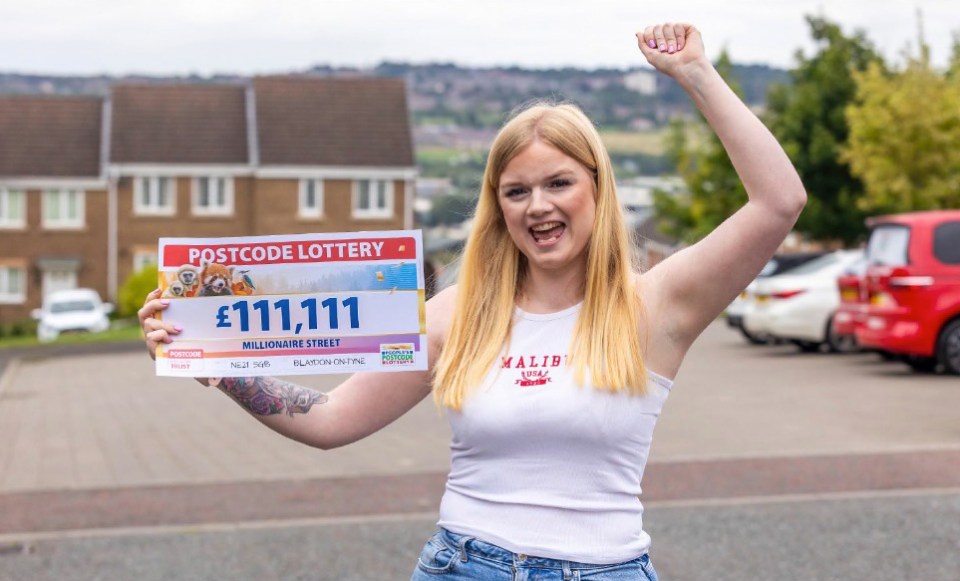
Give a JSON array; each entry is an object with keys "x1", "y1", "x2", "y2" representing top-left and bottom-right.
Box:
[
  {"x1": 0, "y1": 322, "x2": 958, "y2": 580},
  {"x1": 2, "y1": 492, "x2": 959, "y2": 580}
]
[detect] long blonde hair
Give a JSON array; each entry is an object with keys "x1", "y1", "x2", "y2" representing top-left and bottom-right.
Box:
[{"x1": 433, "y1": 102, "x2": 647, "y2": 410}]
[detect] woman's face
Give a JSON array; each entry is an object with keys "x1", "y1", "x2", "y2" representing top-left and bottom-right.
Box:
[{"x1": 497, "y1": 139, "x2": 597, "y2": 276}]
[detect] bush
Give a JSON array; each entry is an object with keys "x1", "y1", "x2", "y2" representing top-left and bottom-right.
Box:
[
  {"x1": 118, "y1": 264, "x2": 159, "y2": 318},
  {"x1": 4, "y1": 319, "x2": 38, "y2": 337}
]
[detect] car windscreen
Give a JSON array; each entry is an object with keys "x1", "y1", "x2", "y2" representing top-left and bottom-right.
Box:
[
  {"x1": 777, "y1": 252, "x2": 839, "y2": 275},
  {"x1": 866, "y1": 225, "x2": 910, "y2": 266},
  {"x1": 50, "y1": 300, "x2": 97, "y2": 313},
  {"x1": 758, "y1": 259, "x2": 778, "y2": 277},
  {"x1": 761, "y1": 253, "x2": 826, "y2": 277}
]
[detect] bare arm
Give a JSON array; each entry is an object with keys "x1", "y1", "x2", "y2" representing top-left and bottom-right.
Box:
[
  {"x1": 140, "y1": 285, "x2": 457, "y2": 450},
  {"x1": 636, "y1": 24, "x2": 807, "y2": 355}
]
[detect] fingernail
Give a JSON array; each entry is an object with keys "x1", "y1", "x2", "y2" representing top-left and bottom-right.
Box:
[
  {"x1": 174, "y1": 325, "x2": 183, "y2": 332},
  {"x1": 659, "y1": 43, "x2": 666, "y2": 52},
  {"x1": 160, "y1": 299, "x2": 170, "y2": 305},
  {"x1": 668, "y1": 44, "x2": 675, "y2": 54},
  {"x1": 152, "y1": 288, "x2": 160, "y2": 294},
  {"x1": 678, "y1": 39, "x2": 684, "y2": 49},
  {"x1": 647, "y1": 39, "x2": 656, "y2": 49}
]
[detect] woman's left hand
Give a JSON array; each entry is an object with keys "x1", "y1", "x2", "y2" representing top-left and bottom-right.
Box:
[{"x1": 636, "y1": 23, "x2": 708, "y2": 81}]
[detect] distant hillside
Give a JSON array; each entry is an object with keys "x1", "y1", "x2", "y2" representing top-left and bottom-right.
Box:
[
  {"x1": 0, "y1": 61, "x2": 788, "y2": 132},
  {"x1": 324, "y1": 62, "x2": 788, "y2": 130}
]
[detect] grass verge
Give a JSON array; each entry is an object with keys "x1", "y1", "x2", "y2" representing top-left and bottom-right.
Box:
[{"x1": 0, "y1": 321, "x2": 143, "y2": 351}]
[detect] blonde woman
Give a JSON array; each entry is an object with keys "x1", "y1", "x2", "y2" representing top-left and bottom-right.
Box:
[{"x1": 139, "y1": 23, "x2": 806, "y2": 580}]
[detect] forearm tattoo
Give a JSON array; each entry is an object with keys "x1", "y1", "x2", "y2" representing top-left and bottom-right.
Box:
[{"x1": 217, "y1": 377, "x2": 329, "y2": 417}]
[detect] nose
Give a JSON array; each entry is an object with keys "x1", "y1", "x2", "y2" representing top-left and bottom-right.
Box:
[{"x1": 526, "y1": 186, "x2": 554, "y2": 216}]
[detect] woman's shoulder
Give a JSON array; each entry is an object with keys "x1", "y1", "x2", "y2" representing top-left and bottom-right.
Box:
[
  {"x1": 426, "y1": 284, "x2": 459, "y2": 342},
  {"x1": 428, "y1": 283, "x2": 458, "y2": 310}
]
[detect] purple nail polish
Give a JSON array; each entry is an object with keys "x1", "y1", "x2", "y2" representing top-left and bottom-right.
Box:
[
  {"x1": 160, "y1": 299, "x2": 170, "y2": 305},
  {"x1": 174, "y1": 325, "x2": 183, "y2": 332},
  {"x1": 668, "y1": 45, "x2": 675, "y2": 54},
  {"x1": 648, "y1": 39, "x2": 656, "y2": 49},
  {"x1": 659, "y1": 43, "x2": 666, "y2": 52}
]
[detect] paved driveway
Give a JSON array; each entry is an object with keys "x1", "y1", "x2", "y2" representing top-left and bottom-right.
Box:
[{"x1": 0, "y1": 323, "x2": 958, "y2": 580}]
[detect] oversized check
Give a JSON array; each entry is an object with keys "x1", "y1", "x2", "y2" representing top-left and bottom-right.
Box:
[{"x1": 155, "y1": 230, "x2": 426, "y2": 377}]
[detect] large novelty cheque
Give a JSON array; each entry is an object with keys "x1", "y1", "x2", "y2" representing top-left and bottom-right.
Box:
[{"x1": 155, "y1": 231, "x2": 426, "y2": 377}]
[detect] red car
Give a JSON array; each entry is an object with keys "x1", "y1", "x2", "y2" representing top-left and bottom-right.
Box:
[
  {"x1": 856, "y1": 210, "x2": 960, "y2": 374},
  {"x1": 830, "y1": 260, "x2": 867, "y2": 352}
]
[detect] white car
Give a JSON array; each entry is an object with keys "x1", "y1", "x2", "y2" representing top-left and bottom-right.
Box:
[
  {"x1": 742, "y1": 250, "x2": 863, "y2": 352},
  {"x1": 31, "y1": 288, "x2": 113, "y2": 342},
  {"x1": 725, "y1": 252, "x2": 826, "y2": 344}
]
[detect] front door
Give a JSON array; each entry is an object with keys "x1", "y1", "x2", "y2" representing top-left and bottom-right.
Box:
[{"x1": 42, "y1": 270, "x2": 77, "y2": 298}]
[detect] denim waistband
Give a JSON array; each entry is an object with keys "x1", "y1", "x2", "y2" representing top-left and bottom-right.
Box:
[{"x1": 437, "y1": 527, "x2": 649, "y2": 571}]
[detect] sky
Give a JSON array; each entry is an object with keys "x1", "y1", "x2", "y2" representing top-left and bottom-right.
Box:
[{"x1": 1, "y1": 0, "x2": 956, "y2": 76}]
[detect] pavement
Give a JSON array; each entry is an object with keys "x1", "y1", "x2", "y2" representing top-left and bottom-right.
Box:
[{"x1": 0, "y1": 323, "x2": 959, "y2": 580}]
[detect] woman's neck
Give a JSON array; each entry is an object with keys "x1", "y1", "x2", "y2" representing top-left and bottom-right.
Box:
[{"x1": 516, "y1": 262, "x2": 587, "y2": 314}]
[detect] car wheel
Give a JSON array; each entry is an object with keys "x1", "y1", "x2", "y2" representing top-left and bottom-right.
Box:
[
  {"x1": 792, "y1": 340, "x2": 821, "y2": 353},
  {"x1": 825, "y1": 316, "x2": 858, "y2": 353},
  {"x1": 936, "y1": 319, "x2": 960, "y2": 375},
  {"x1": 739, "y1": 326, "x2": 768, "y2": 345},
  {"x1": 905, "y1": 356, "x2": 939, "y2": 374}
]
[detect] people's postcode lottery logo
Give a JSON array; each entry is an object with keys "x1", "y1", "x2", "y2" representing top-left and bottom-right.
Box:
[{"x1": 380, "y1": 343, "x2": 415, "y2": 366}]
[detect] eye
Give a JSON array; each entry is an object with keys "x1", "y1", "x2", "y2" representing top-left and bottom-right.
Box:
[
  {"x1": 503, "y1": 187, "x2": 527, "y2": 198},
  {"x1": 548, "y1": 178, "x2": 571, "y2": 189}
]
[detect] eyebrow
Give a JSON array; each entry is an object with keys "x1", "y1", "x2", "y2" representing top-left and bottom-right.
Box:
[{"x1": 499, "y1": 170, "x2": 577, "y2": 191}]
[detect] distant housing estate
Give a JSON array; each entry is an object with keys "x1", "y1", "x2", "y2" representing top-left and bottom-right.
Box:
[{"x1": 0, "y1": 77, "x2": 416, "y2": 325}]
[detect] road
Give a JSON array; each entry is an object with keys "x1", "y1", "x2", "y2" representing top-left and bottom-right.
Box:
[{"x1": 0, "y1": 323, "x2": 958, "y2": 580}]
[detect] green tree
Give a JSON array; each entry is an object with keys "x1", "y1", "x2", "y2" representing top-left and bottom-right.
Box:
[
  {"x1": 842, "y1": 49, "x2": 960, "y2": 213},
  {"x1": 654, "y1": 50, "x2": 748, "y2": 243},
  {"x1": 948, "y1": 32, "x2": 960, "y2": 81},
  {"x1": 118, "y1": 263, "x2": 158, "y2": 318},
  {"x1": 766, "y1": 16, "x2": 883, "y2": 245}
]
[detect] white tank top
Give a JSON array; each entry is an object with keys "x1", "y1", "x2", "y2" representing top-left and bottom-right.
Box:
[{"x1": 437, "y1": 302, "x2": 673, "y2": 564}]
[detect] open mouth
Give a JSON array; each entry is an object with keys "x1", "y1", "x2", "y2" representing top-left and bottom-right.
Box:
[{"x1": 529, "y1": 221, "x2": 566, "y2": 244}]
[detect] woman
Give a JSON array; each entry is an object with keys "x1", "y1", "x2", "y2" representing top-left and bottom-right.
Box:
[{"x1": 139, "y1": 23, "x2": 805, "y2": 580}]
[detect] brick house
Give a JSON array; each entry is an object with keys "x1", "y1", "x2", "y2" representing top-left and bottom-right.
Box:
[
  {"x1": 0, "y1": 95, "x2": 108, "y2": 324},
  {"x1": 0, "y1": 77, "x2": 416, "y2": 325}
]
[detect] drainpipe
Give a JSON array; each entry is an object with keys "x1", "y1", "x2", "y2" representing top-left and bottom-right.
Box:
[
  {"x1": 102, "y1": 94, "x2": 118, "y2": 302},
  {"x1": 107, "y1": 175, "x2": 118, "y2": 302}
]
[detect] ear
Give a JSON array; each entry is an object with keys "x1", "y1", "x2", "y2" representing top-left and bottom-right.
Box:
[
  {"x1": 228, "y1": 266, "x2": 235, "y2": 277},
  {"x1": 201, "y1": 261, "x2": 210, "y2": 270}
]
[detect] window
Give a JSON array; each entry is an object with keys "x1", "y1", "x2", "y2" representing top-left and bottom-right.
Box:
[
  {"x1": 42, "y1": 189, "x2": 84, "y2": 229},
  {"x1": 0, "y1": 266, "x2": 25, "y2": 304},
  {"x1": 353, "y1": 179, "x2": 394, "y2": 219},
  {"x1": 133, "y1": 251, "x2": 158, "y2": 273},
  {"x1": 192, "y1": 177, "x2": 233, "y2": 216},
  {"x1": 299, "y1": 179, "x2": 324, "y2": 218},
  {"x1": 782, "y1": 253, "x2": 839, "y2": 275},
  {"x1": 866, "y1": 225, "x2": 910, "y2": 267},
  {"x1": 42, "y1": 270, "x2": 77, "y2": 297},
  {"x1": 0, "y1": 189, "x2": 25, "y2": 229},
  {"x1": 134, "y1": 177, "x2": 176, "y2": 216},
  {"x1": 934, "y1": 221, "x2": 960, "y2": 265}
]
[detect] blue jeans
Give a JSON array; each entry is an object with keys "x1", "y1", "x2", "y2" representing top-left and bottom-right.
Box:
[{"x1": 411, "y1": 528, "x2": 659, "y2": 580}]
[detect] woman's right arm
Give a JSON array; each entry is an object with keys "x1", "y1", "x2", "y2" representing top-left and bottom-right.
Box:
[{"x1": 138, "y1": 285, "x2": 457, "y2": 450}]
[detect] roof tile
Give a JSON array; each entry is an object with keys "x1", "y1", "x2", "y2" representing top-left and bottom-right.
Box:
[
  {"x1": 0, "y1": 96, "x2": 102, "y2": 177},
  {"x1": 254, "y1": 76, "x2": 414, "y2": 167},
  {"x1": 110, "y1": 84, "x2": 248, "y2": 164}
]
